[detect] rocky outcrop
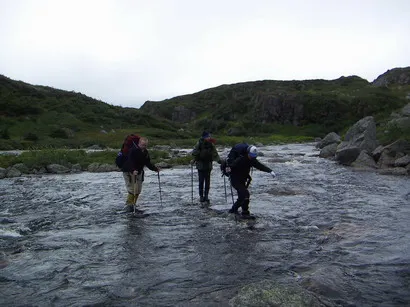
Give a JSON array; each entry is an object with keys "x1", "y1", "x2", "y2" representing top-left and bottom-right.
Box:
[
  {"x1": 372, "y1": 67, "x2": 410, "y2": 87},
  {"x1": 317, "y1": 132, "x2": 341, "y2": 158},
  {"x1": 3, "y1": 167, "x2": 21, "y2": 178},
  {"x1": 351, "y1": 151, "x2": 377, "y2": 169},
  {"x1": 253, "y1": 93, "x2": 304, "y2": 125},
  {"x1": 318, "y1": 116, "x2": 410, "y2": 175},
  {"x1": 316, "y1": 132, "x2": 341, "y2": 149},
  {"x1": 319, "y1": 143, "x2": 338, "y2": 158},
  {"x1": 374, "y1": 139, "x2": 410, "y2": 169},
  {"x1": 335, "y1": 116, "x2": 378, "y2": 165},
  {"x1": 171, "y1": 106, "x2": 196, "y2": 123},
  {"x1": 387, "y1": 103, "x2": 410, "y2": 131}
]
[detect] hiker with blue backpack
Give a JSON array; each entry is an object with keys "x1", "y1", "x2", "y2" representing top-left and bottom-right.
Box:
[
  {"x1": 117, "y1": 135, "x2": 160, "y2": 212},
  {"x1": 225, "y1": 143, "x2": 276, "y2": 219},
  {"x1": 191, "y1": 131, "x2": 221, "y2": 203}
]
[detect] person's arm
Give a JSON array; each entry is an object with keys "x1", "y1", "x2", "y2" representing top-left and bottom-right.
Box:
[
  {"x1": 212, "y1": 145, "x2": 221, "y2": 164},
  {"x1": 251, "y1": 159, "x2": 272, "y2": 173},
  {"x1": 191, "y1": 142, "x2": 200, "y2": 161},
  {"x1": 144, "y1": 150, "x2": 159, "y2": 172}
]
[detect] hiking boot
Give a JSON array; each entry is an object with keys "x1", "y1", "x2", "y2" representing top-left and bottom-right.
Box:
[
  {"x1": 124, "y1": 204, "x2": 134, "y2": 212},
  {"x1": 241, "y1": 211, "x2": 255, "y2": 219},
  {"x1": 203, "y1": 196, "x2": 210, "y2": 203},
  {"x1": 229, "y1": 201, "x2": 240, "y2": 213},
  {"x1": 228, "y1": 208, "x2": 238, "y2": 214},
  {"x1": 200, "y1": 196, "x2": 205, "y2": 202}
]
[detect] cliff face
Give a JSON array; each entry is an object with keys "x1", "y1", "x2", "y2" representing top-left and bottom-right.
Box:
[
  {"x1": 372, "y1": 67, "x2": 410, "y2": 87},
  {"x1": 251, "y1": 93, "x2": 304, "y2": 125}
]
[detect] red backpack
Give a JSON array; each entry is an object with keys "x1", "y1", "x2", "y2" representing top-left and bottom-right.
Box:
[{"x1": 115, "y1": 134, "x2": 140, "y2": 168}]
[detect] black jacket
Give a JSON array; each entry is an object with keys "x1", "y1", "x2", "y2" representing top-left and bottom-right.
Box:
[
  {"x1": 121, "y1": 145, "x2": 157, "y2": 174},
  {"x1": 227, "y1": 143, "x2": 272, "y2": 182}
]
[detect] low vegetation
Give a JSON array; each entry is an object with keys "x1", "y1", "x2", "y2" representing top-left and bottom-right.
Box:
[{"x1": 1, "y1": 67, "x2": 409, "y2": 173}]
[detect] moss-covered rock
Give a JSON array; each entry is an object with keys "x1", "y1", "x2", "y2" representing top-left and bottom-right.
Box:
[{"x1": 229, "y1": 280, "x2": 331, "y2": 307}]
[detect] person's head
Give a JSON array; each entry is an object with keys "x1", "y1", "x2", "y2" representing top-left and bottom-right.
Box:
[
  {"x1": 138, "y1": 137, "x2": 148, "y2": 150},
  {"x1": 202, "y1": 131, "x2": 211, "y2": 140},
  {"x1": 247, "y1": 145, "x2": 258, "y2": 159}
]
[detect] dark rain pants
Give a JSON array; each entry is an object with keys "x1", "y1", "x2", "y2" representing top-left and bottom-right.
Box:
[
  {"x1": 230, "y1": 176, "x2": 250, "y2": 214},
  {"x1": 198, "y1": 169, "x2": 211, "y2": 198}
]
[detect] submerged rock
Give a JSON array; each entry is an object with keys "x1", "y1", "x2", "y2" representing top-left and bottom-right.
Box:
[{"x1": 230, "y1": 280, "x2": 331, "y2": 307}]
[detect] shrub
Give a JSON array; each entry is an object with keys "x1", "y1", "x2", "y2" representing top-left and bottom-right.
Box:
[{"x1": 24, "y1": 132, "x2": 39, "y2": 141}]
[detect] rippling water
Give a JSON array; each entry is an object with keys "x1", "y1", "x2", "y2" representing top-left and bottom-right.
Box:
[{"x1": 1, "y1": 143, "x2": 409, "y2": 306}]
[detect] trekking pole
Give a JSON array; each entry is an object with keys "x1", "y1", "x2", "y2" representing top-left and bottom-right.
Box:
[
  {"x1": 157, "y1": 172, "x2": 163, "y2": 207},
  {"x1": 223, "y1": 175, "x2": 228, "y2": 204},
  {"x1": 229, "y1": 178, "x2": 235, "y2": 207},
  {"x1": 133, "y1": 174, "x2": 137, "y2": 214},
  {"x1": 191, "y1": 163, "x2": 194, "y2": 205}
]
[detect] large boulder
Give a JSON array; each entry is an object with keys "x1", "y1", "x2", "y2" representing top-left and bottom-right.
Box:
[
  {"x1": 6, "y1": 167, "x2": 22, "y2": 178},
  {"x1": 12, "y1": 163, "x2": 29, "y2": 174},
  {"x1": 375, "y1": 139, "x2": 410, "y2": 169},
  {"x1": 351, "y1": 151, "x2": 378, "y2": 169},
  {"x1": 395, "y1": 155, "x2": 410, "y2": 167},
  {"x1": 335, "y1": 116, "x2": 378, "y2": 165},
  {"x1": 316, "y1": 132, "x2": 340, "y2": 149},
  {"x1": 319, "y1": 143, "x2": 338, "y2": 158},
  {"x1": 46, "y1": 164, "x2": 70, "y2": 174},
  {"x1": 335, "y1": 147, "x2": 361, "y2": 165},
  {"x1": 229, "y1": 280, "x2": 329, "y2": 307}
]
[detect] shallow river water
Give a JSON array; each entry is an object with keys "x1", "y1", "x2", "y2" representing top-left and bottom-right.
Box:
[{"x1": 1, "y1": 143, "x2": 409, "y2": 306}]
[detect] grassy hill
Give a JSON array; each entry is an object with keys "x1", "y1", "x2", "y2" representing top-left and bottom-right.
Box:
[
  {"x1": 0, "y1": 75, "x2": 189, "y2": 150},
  {"x1": 140, "y1": 72, "x2": 409, "y2": 139},
  {"x1": 1, "y1": 67, "x2": 409, "y2": 150}
]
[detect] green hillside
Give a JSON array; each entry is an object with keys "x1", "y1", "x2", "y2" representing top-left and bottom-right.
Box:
[
  {"x1": 1, "y1": 67, "x2": 409, "y2": 150},
  {"x1": 0, "y1": 75, "x2": 187, "y2": 150},
  {"x1": 140, "y1": 73, "x2": 409, "y2": 138}
]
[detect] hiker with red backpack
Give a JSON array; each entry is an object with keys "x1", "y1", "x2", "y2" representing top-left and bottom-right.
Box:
[
  {"x1": 191, "y1": 131, "x2": 221, "y2": 203},
  {"x1": 117, "y1": 135, "x2": 160, "y2": 212}
]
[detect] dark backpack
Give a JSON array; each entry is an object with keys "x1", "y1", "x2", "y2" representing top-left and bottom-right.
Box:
[
  {"x1": 115, "y1": 134, "x2": 140, "y2": 168},
  {"x1": 199, "y1": 140, "x2": 214, "y2": 162}
]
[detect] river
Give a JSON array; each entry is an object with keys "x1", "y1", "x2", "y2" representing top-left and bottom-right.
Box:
[{"x1": 1, "y1": 143, "x2": 409, "y2": 306}]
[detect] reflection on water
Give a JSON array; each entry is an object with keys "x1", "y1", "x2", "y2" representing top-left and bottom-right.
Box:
[{"x1": 1, "y1": 143, "x2": 409, "y2": 306}]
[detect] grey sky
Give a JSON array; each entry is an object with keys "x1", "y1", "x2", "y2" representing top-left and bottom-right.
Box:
[{"x1": 1, "y1": 0, "x2": 409, "y2": 108}]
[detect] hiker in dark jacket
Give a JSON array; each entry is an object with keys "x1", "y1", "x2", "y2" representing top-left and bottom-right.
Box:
[
  {"x1": 226, "y1": 143, "x2": 276, "y2": 218},
  {"x1": 122, "y1": 137, "x2": 160, "y2": 212},
  {"x1": 191, "y1": 131, "x2": 221, "y2": 203}
]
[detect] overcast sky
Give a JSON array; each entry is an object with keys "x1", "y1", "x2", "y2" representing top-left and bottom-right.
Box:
[{"x1": 1, "y1": 0, "x2": 409, "y2": 108}]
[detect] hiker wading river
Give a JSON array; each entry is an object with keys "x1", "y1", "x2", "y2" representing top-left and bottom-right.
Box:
[{"x1": 1, "y1": 143, "x2": 409, "y2": 306}]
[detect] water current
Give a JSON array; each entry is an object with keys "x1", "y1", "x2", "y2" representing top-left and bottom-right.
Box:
[{"x1": 1, "y1": 143, "x2": 409, "y2": 306}]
